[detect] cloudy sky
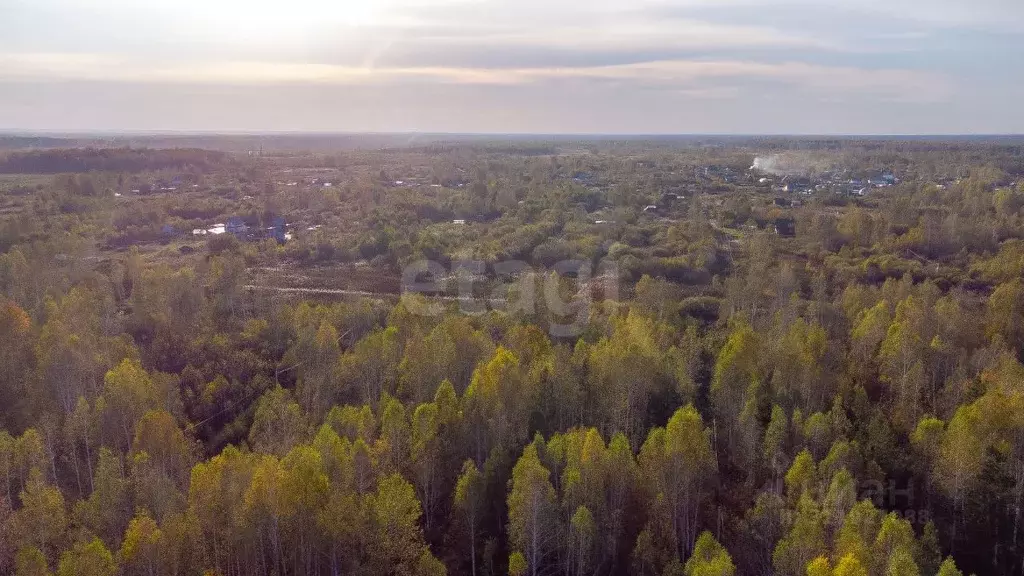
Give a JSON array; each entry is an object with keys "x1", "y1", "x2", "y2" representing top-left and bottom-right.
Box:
[{"x1": 1, "y1": 0, "x2": 1022, "y2": 133}]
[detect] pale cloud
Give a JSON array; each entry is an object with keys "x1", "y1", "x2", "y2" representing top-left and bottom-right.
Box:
[
  {"x1": 440, "y1": 19, "x2": 829, "y2": 52},
  {"x1": 0, "y1": 0, "x2": 1020, "y2": 132},
  {"x1": 0, "y1": 52, "x2": 950, "y2": 104},
  {"x1": 636, "y1": 0, "x2": 1024, "y2": 30}
]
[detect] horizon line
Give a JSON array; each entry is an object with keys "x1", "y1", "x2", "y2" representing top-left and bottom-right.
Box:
[{"x1": 3, "y1": 130, "x2": 1024, "y2": 139}]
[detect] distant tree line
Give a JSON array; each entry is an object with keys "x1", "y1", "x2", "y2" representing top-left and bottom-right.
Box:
[{"x1": 0, "y1": 148, "x2": 229, "y2": 174}]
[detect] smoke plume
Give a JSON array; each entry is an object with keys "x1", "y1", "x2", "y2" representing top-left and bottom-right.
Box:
[{"x1": 750, "y1": 153, "x2": 820, "y2": 177}]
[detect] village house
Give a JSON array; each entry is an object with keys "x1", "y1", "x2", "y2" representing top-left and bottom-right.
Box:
[
  {"x1": 774, "y1": 217, "x2": 796, "y2": 237},
  {"x1": 225, "y1": 216, "x2": 248, "y2": 236}
]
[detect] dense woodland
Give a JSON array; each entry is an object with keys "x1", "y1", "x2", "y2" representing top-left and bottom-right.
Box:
[
  {"x1": 2, "y1": 137, "x2": 1024, "y2": 575},
  {"x1": 0, "y1": 148, "x2": 229, "y2": 175}
]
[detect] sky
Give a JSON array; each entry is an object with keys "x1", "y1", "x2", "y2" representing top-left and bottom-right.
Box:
[{"x1": 1, "y1": 0, "x2": 1023, "y2": 134}]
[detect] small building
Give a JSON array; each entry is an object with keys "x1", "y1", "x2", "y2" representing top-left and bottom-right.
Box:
[
  {"x1": 774, "y1": 217, "x2": 796, "y2": 237},
  {"x1": 781, "y1": 176, "x2": 811, "y2": 194},
  {"x1": 268, "y1": 217, "x2": 287, "y2": 244},
  {"x1": 452, "y1": 219, "x2": 467, "y2": 225},
  {"x1": 774, "y1": 197, "x2": 790, "y2": 208},
  {"x1": 226, "y1": 217, "x2": 248, "y2": 236}
]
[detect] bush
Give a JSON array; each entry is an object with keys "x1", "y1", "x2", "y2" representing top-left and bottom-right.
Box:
[{"x1": 207, "y1": 234, "x2": 241, "y2": 255}]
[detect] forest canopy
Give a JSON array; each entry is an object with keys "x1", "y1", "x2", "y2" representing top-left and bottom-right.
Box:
[{"x1": 1, "y1": 136, "x2": 1023, "y2": 575}]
